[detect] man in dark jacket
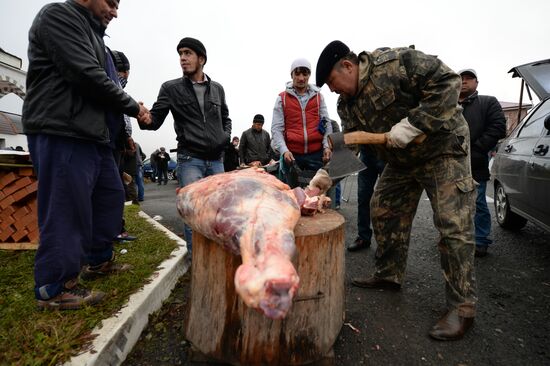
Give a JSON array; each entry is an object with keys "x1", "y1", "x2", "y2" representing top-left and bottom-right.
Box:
[
  {"x1": 22, "y1": 0, "x2": 151, "y2": 310},
  {"x1": 149, "y1": 149, "x2": 159, "y2": 182},
  {"x1": 239, "y1": 114, "x2": 272, "y2": 166},
  {"x1": 155, "y1": 147, "x2": 170, "y2": 185},
  {"x1": 458, "y1": 69, "x2": 507, "y2": 257},
  {"x1": 224, "y1": 136, "x2": 240, "y2": 171},
  {"x1": 139, "y1": 37, "x2": 231, "y2": 252}
]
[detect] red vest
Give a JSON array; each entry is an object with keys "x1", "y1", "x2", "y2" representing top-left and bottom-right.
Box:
[{"x1": 280, "y1": 91, "x2": 323, "y2": 155}]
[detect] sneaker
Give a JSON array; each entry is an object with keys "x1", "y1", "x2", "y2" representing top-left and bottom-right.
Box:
[
  {"x1": 37, "y1": 279, "x2": 105, "y2": 310},
  {"x1": 115, "y1": 232, "x2": 137, "y2": 241},
  {"x1": 81, "y1": 256, "x2": 132, "y2": 281}
]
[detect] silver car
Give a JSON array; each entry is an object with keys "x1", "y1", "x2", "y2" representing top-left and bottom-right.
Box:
[{"x1": 491, "y1": 59, "x2": 550, "y2": 231}]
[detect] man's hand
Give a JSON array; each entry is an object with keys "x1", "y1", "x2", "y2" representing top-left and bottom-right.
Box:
[
  {"x1": 126, "y1": 136, "x2": 136, "y2": 153},
  {"x1": 322, "y1": 147, "x2": 332, "y2": 163},
  {"x1": 249, "y1": 161, "x2": 262, "y2": 168},
  {"x1": 283, "y1": 151, "x2": 295, "y2": 164},
  {"x1": 137, "y1": 102, "x2": 152, "y2": 124},
  {"x1": 385, "y1": 118, "x2": 424, "y2": 148}
]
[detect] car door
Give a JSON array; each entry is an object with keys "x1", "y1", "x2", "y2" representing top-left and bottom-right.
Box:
[
  {"x1": 498, "y1": 102, "x2": 548, "y2": 215},
  {"x1": 527, "y1": 100, "x2": 550, "y2": 229}
]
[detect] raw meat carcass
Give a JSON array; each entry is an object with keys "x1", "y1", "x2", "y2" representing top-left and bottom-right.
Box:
[{"x1": 176, "y1": 168, "x2": 302, "y2": 319}]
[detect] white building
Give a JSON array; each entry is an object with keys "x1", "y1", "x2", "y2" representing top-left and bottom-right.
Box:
[{"x1": 0, "y1": 47, "x2": 26, "y2": 151}]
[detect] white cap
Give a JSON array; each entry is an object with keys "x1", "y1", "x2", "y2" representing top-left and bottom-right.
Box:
[
  {"x1": 290, "y1": 58, "x2": 311, "y2": 74},
  {"x1": 458, "y1": 68, "x2": 478, "y2": 79}
]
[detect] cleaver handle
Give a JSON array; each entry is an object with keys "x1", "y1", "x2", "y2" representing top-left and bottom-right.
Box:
[{"x1": 342, "y1": 131, "x2": 426, "y2": 146}]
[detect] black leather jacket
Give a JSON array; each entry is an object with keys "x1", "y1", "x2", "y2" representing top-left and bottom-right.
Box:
[
  {"x1": 141, "y1": 75, "x2": 232, "y2": 160},
  {"x1": 22, "y1": 0, "x2": 140, "y2": 144},
  {"x1": 460, "y1": 91, "x2": 507, "y2": 181}
]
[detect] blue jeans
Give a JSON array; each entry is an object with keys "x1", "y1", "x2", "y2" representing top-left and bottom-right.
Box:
[
  {"x1": 280, "y1": 150, "x2": 323, "y2": 188},
  {"x1": 294, "y1": 150, "x2": 324, "y2": 172},
  {"x1": 358, "y1": 146, "x2": 385, "y2": 241},
  {"x1": 28, "y1": 134, "x2": 123, "y2": 300},
  {"x1": 177, "y1": 154, "x2": 224, "y2": 252},
  {"x1": 335, "y1": 182, "x2": 341, "y2": 206},
  {"x1": 475, "y1": 180, "x2": 492, "y2": 247},
  {"x1": 135, "y1": 166, "x2": 144, "y2": 201}
]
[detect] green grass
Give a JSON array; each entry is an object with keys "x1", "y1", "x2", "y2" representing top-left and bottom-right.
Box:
[{"x1": 0, "y1": 205, "x2": 179, "y2": 366}]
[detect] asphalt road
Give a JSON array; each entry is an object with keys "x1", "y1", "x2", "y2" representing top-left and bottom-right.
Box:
[{"x1": 124, "y1": 176, "x2": 550, "y2": 366}]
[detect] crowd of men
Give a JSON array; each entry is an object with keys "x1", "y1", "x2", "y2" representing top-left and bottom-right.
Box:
[{"x1": 21, "y1": 0, "x2": 507, "y2": 343}]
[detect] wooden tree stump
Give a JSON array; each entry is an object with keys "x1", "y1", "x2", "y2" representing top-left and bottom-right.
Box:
[{"x1": 184, "y1": 210, "x2": 345, "y2": 365}]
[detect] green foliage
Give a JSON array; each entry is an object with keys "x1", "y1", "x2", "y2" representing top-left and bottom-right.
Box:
[{"x1": 0, "y1": 205, "x2": 178, "y2": 365}]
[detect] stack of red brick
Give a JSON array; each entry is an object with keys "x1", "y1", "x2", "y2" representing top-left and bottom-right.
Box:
[{"x1": 0, "y1": 167, "x2": 39, "y2": 246}]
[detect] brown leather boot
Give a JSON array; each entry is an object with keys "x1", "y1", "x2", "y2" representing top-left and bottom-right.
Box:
[{"x1": 429, "y1": 308, "x2": 474, "y2": 341}]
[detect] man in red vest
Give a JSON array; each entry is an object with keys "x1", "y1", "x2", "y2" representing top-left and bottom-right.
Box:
[{"x1": 271, "y1": 58, "x2": 332, "y2": 186}]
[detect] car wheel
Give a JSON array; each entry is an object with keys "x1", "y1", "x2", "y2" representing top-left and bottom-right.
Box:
[
  {"x1": 167, "y1": 171, "x2": 174, "y2": 181},
  {"x1": 494, "y1": 182, "x2": 527, "y2": 230}
]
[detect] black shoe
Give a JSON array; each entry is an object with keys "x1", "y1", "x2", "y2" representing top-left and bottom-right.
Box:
[
  {"x1": 81, "y1": 253, "x2": 132, "y2": 281},
  {"x1": 475, "y1": 246, "x2": 488, "y2": 258},
  {"x1": 351, "y1": 276, "x2": 401, "y2": 290},
  {"x1": 115, "y1": 232, "x2": 137, "y2": 241},
  {"x1": 347, "y1": 237, "x2": 371, "y2": 252}
]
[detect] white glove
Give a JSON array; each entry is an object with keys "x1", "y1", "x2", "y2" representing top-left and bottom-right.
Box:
[{"x1": 385, "y1": 118, "x2": 424, "y2": 148}]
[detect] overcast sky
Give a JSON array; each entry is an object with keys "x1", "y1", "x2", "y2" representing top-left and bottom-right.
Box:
[{"x1": 2, "y1": 0, "x2": 549, "y2": 156}]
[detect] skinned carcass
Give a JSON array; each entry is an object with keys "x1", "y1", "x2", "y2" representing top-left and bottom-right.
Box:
[{"x1": 177, "y1": 169, "x2": 304, "y2": 319}]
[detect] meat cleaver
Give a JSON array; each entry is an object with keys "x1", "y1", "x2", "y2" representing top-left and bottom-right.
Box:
[
  {"x1": 324, "y1": 131, "x2": 427, "y2": 180},
  {"x1": 323, "y1": 132, "x2": 366, "y2": 181}
]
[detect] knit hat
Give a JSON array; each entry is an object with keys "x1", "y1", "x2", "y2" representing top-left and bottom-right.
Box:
[
  {"x1": 176, "y1": 37, "x2": 207, "y2": 64},
  {"x1": 315, "y1": 40, "x2": 351, "y2": 87},
  {"x1": 111, "y1": 50, "x2": 130, "y2": 72},
  {"x1": 253, "y1": 114, "x2": 265, "y2": 124},
  {"x1": 290, "y1": 58, "x2": 311, "y2": 74}
]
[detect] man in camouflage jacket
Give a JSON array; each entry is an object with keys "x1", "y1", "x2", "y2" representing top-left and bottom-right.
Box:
[{"x1": 316, "y1": 41, "x2": 477, "y2": 341}]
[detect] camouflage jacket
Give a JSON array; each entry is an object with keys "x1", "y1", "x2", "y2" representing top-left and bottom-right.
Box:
[{"x1": 337, "y1": 47, "x2": 471, "y2": 167}]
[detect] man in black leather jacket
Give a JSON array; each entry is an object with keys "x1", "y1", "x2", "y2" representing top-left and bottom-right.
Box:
[
  {"x1": 139, "y1": 37, "x2": 231, "y2": 253},
  {"x1": 458, "y1": 69, "x2": 507, "y2": 257},
  {"x1": 22, "y1": 0, "x2": 151, "y2": 310}
]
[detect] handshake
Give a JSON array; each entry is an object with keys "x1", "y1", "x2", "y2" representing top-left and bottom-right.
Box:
[{"x1": 137, "y1": 102, "x2": 152, "y2": 124}]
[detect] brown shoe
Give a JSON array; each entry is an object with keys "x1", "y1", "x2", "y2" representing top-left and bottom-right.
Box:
[
  {"x1": 351, "y1": 276, "x2": 401, "y2": 290},
  {"x1": 429, "y1": 309, "x2": 474, "y2": 341},
  {"x1": 37, "y1": 279, "x2": 105, "y2": 310},
  {"x1": 81, "y1": 257, "x2": 132, "y2": 281}
]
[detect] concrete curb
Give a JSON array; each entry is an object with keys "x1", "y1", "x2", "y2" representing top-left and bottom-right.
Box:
[{"x1": 65, "y1": 211, "x2": 189, "y2": 366}]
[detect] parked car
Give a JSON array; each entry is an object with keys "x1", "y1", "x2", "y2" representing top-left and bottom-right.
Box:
[
  {"x1": 143, "y1": 156, "x2": 178, "y2": 181},
  {"x1": 491, "y1": 59, "x2": 550, "y2": 232}
]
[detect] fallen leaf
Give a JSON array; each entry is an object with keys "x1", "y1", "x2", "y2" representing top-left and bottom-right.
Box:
[{"x1": 344, "y1": 322, "x2": 360, "y2": 333}]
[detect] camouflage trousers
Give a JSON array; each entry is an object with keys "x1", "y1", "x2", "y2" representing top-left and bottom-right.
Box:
[{"x1": 371, "y1": 155, "x2": 477, "y2": 317}]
